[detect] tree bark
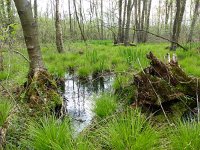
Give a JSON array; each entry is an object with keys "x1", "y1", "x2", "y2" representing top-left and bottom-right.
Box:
[
  {"x1": 14, "y1": 0, "x2": 62, "y2": 116},
  {"x1": 170, "y1": 0, "x2": 186, "y2": 50},
  {"x1": 187, "y1": 0, "x2": 200, "y2": 43},
  {"x1": 143, "y1": 0, "x2": 152, "y2": 42},
  {"x1": 121, "y1": 0, "x2": 127, "y2": 42},
  {"x1": 34, "y1": 0, "x2": 37, "y2": 22},
  {"x1": 100, "y1": 0, "x2": 104, "y2": 40},
  {"x1": 73, "y1": 0, "x2": 87, "y2": 42},
  {"x1": 68, "y1": 0, "x2": 73, "y2": 38},
  {"x1": 55, "y1": 0, "x2": 64, "y2": 53},
  {"x1": 13, "y1": 0, "x2": 45, "y2": 74},
  {"x1": 124, "y1": 0, "x2": 134, "y2": 45},
  {"x1": 117, "y1": 0, "x2": 123, "y2": 43}
]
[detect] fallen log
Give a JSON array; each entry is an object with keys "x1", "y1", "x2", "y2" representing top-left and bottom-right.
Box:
[{"x1": 134, "y1": 52, "x2": 198, "y2": 110}]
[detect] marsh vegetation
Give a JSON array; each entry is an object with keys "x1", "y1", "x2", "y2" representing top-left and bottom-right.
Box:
[{"x1": 1, "y1": 0, "x2": 200, "y2": 149}]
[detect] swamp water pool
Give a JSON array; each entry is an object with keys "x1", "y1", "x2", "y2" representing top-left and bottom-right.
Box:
[{"x1": 64, "y1": 74, "x2": 114, "y2": 134}]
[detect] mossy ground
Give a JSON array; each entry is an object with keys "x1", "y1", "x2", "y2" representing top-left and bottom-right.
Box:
[{"x1": 1, "y1": 40, "x2": 200, "y2": 149}]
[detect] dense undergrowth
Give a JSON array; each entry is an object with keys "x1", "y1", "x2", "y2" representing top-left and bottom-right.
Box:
[{"x1": 1, "y1": 40, "x2": 200, "y2": 149}]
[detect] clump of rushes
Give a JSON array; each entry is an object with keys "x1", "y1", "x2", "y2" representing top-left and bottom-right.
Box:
[
  {"x1": 94, "y1": 94, "x2": 117, "y2": 118},
  {"x1": 23, "y1": 116, "x2": 74, "y2": 150},
  {"x1": 170, "y1": 121, "x2": 200, "y2": 150},
  {"x1": 97, "y1": 109, "x2": 159, "y2": 150},
  {"x1": 77, "y1": 65, "x2": 91, "y2": 79},
  {"x1": 0, "y1": 99, "x2": 13, "y2": 126}
]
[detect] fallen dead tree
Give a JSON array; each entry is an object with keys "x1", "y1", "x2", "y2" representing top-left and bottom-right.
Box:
[{"x1": 133, "y1": 52, "x2": 198, "y2": 113}]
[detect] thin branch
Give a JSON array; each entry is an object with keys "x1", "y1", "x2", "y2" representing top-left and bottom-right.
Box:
[
  {"x1": 133, "y1": 29, "x2": 187, "y2": 50},
  {"x1": 12, "y1": 50, "x2": 30, "y2": 63}
]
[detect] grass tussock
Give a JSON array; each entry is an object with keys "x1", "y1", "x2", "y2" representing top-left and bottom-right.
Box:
[
  {"x1": 95, "y1": 109, "x2": 159, "y2": 150},
  {"x1": 169, "y1": 121, "x2": 200, "y2": 150},
  {"x1": 23, "y1": 116, "x2": 74, "y2": 149},
  {"x1": 0, "y1": 99, "x2": 13, "y2": 127},
  {"x1": 94, "y1": 94, "x2": 117, "y2": 118}
]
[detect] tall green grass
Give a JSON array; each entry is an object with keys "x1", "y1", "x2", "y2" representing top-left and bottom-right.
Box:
[
  {"x1": 23, "y1": 116, "x2": 93, "y2": 150},
  {"x1": 169, "y1": 121, "x2": 200, "y2": 150},
  {"x1": 0, "y1": 99, "x2": 13, "y2": 126},
  {"x1": 95, "y1": 109, "x2": 159, "y2": 150},
  {"x1": 23, "y1": 116, "x2": 74, "y2": 150},
  {"x1": 94, "y1": 94, "x2": 117, "y2": 118}
]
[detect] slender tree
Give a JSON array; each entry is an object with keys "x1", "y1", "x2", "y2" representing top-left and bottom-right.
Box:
[
  {"x1": 73, "y1": 0, "x2": 87, "y2": 42},
  {"x1": 68, "y1": 0, "x2": 73, "y2": 38},
  {"x1": 13, "y1": 0, "x2": 62, "y2": 113},
  {"x1": 124, "y1": 0, "x2": 134, "y2": 45},
  {"x1": 55, "y1": 0, "x2": 64, "y2": 53},
  {"x1": 14, "y1": 0, "x2": 45, "y2": 73},
  {"x1": 170, "y1": 0, "x2": 186, "y2": 50},
  {"x1": 187, "y1": 0, "x2": 200, "y2": 43},
  {"x1": 121, "y1": 0, "x2": 127, "y2": 42},
  {"x1": 117, "y1": 0, "x2": 123, "y2": 43},
  {"x1": 100, "y1": 0, "x2": 104, "y2": 39}
]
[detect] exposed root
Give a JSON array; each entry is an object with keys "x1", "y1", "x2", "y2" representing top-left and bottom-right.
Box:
[
  {"x1": 134, "y1": 52, "x2": 198, "y2": 116},
  {"x1": 23, "y1": 69, "x2": 63, "y2": 116}
]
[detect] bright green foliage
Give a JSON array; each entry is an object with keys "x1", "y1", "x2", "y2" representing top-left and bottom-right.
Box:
[
  {"x1": 23, "y1": 116, "x2": 93, "y2": 150},
  {"x1": 77, "y1": 65, "x2": 91, "y2": 78},
  {"x1": 96, "y1": 109, "x2": 159, "y2": 150},
  {"x1": 94, "y1": 94, "x2": 117, "y2": 118},
  {"x1": 0, "y1": 99, "x2": 13, "y2": 126},
  {"x1": 170, "y1": 121, "x2": 200, "y2": 150},
  {"x1": 24, "y1": 117, "x2": 73, "y2": 150}
]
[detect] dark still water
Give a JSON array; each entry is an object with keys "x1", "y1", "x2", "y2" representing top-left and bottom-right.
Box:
[{"x1": 64, "y1": 74, "x2": 114, "y2": 134}]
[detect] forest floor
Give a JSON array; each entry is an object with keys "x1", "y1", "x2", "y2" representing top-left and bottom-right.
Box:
[{"x1": 1, "y1": 40, "x2": 200, "y2": 149}]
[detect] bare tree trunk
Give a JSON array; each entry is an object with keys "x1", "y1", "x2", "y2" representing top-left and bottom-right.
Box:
[
  {"x1": 124, "y1": 0, "x2": 134, "y2": 45},
  {"x1": 14, "y1": 0, "x2": 45, "y2": 74},
  {"x1": 94, "y1": 0, "x2": 100, "y2": 39},
  {"x1": 55, "y1": 0, "x2": 64, "y2": 53},
  {"x1": 187, "y1": 0, "x2": 200, "y2": 43},
  {"x1": 157, "y1": 0, "x2": 161, "y2": 35},
  {"x1": 68, "y1": 0, "x2": 72, "y2": 38},
  {"x1": 170, "y1": 0, "x2": 186, "y2": 50},
  {"x1": 169, "y1": 0, "x2": 173, "y2": 37},
  {"x1": 117, "y1": 0, "x2": 123, "y2": 43},
  {"x1": 13, "y1": 0, "x2": 62, "y2": 117},
  {"x1": 165, "y1": 0, "x2": 171, "y2": 30},
  {"x1": 121, "y1": 0, "x2": 127, "y2": 42},
  {"x1": 73, "y1": 0, "x2": 87, "y2": 42},
  {"x1": 143, "y1": 0, "x2": 152, "y2": 42},
  {"x1": 34, "y1": 0, "x2": 37, "y2": 22},
  {"x1": 100, "y1": 0, "x2": 104, "y2": 40}
]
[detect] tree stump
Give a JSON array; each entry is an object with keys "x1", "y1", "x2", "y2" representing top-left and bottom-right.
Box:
[{"x1": 134, "y1": 52, "x2": 198, "y2": 111}]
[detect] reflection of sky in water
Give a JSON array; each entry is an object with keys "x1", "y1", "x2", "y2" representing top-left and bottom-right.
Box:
[{"x1": 64, "y1": 74, "x2": 114, "y2": 134}]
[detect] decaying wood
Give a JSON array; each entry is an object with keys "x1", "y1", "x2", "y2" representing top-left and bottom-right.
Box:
[{"x1": 134, "y1": 52, "x2": 198, "y2": 109}]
